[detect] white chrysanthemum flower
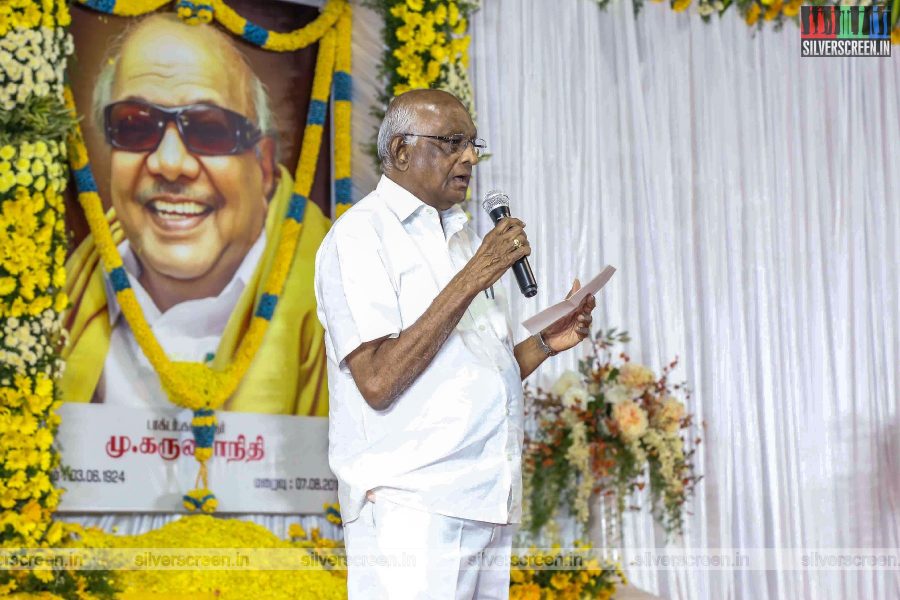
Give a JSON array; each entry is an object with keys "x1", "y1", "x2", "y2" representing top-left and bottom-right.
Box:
[
  {"x1": 562, "y1": 385, "x2": 589, "y2": 409},
  {"x1": 551, "y1": 370, "x2": 584, "y2": 397},
  {"x1": 603, "y1": 383, "x2": 633, "y2": 405}
]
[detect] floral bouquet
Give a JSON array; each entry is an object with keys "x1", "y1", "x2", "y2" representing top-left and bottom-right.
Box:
[{"x1": 523, "y1": 329, "x2": 701, "y2": 539}]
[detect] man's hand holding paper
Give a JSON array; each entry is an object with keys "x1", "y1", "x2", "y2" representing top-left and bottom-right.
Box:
[
  {"x1": 523, "y1": 265, "x2": 617, "y2": 337},
  {"x1": 539, "y1": 279, "x2": 597, "y2": 353}
]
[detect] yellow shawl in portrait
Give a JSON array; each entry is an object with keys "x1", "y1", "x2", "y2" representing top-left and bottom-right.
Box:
[{"x1": 60, "y1": 166, "x2": 330, "y2": 416}]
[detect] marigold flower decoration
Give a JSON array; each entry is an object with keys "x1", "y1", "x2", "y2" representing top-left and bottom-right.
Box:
[
  {"x1": 79, "y1": 515, "x2": 347, "y2": 598},
  {"x1": 368, "y1": 1, "x2": 479, "y2": 140},
  {"x1": 509, "y1": 543, "x2": 626, "y2": 599}
]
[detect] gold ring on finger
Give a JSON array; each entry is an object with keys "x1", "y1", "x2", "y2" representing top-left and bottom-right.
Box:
[{"x1": 512, "y1": 238, "x2": 521, "y2": 250}]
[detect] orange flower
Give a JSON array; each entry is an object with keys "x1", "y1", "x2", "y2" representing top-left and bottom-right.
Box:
[{"x1": 612, "y1": 401, "x2": 649, "y2": 442}]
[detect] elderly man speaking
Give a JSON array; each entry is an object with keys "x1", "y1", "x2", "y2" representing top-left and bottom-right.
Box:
[{"x1": 315, "y1": 89, "x2": 595, "y2": 598}]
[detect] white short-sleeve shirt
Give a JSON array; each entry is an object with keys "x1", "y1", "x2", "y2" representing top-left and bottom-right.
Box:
[{"x1": 315, "y1": 175, "x2": 523, "y2": 525}]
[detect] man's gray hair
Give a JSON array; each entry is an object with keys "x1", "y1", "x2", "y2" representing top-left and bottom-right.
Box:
[
  {"x1": 376, "y1": 99, "x2": 419, "y2": 171},
  {"x1": 92, "y1": 15, "x2": 275, "y2": 142}
]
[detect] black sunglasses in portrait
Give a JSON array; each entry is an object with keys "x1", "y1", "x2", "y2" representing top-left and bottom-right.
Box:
[{"x1": 103, "y1": 100, "x2": 263, "y2": 156}]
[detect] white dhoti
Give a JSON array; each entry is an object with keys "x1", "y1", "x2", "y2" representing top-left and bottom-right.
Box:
[{"x1": 343, "y1": 496, "x2": 516, "y2": 600}]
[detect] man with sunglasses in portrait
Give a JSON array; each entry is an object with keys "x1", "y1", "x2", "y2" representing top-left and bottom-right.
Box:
[
  {"x1": 315, "y1": 89, "x2": 596, "y2": 599},
  {"x1": 61, "y1": 14, "x2": 330, "y2": 416}
]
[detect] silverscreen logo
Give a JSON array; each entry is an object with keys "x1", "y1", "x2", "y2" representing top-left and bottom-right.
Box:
[{"x1": 800, "y1": 4, "x2": 891, "y2": 57}]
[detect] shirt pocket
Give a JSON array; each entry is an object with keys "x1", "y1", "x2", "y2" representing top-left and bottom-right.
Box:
[
  {"x1": 467, "y1": 288, "x2": 513, "y2": 347},
  {"x1": 394, "y1": 261, "x2": 439, "y2": 329}
]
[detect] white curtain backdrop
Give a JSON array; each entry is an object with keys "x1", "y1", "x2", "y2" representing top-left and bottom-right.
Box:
[{"x1": 470, "y1": 2, "x2": 898, "y2": 599}]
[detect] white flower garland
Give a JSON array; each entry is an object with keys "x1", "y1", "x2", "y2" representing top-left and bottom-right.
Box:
[
  {"x1": 0, "y1": 312, "x2": 65, "y2": 383},
  {"x1": 439, "y1": 54, "x2": 476, "y2": 117},
  {"x1": 0, "y1": 26, "x2": 73, "y2": 111}
]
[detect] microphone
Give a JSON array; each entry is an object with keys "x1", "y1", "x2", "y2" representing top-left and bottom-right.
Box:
[{"x1": 482, "y1": 190, "x2": 537, "y2": 298}]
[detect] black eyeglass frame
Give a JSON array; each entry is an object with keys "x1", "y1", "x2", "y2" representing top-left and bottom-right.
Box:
[
  {"x1": 103, "y1": 100, "x2": 264, "y2": 156},
  {"x1": 401, "y1": 133, "x2": 487, "y2": 157}
]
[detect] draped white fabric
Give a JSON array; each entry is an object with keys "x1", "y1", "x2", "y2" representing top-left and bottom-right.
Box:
[{"x1": 470, "y1": 2, "x2": 898, "y2": 599}]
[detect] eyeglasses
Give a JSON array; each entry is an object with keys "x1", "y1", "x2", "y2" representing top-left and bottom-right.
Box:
[
  {"x1": 402, "y1": 133, "x2": 487, "y2": 157},
  {"x1": 103, "y1": 100, "x2": 263, "y2": 156}
]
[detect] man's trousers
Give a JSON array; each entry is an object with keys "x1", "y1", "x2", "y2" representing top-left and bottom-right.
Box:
[{"x1": 343, "y1": 496, "x2": 516, "y2": 599}]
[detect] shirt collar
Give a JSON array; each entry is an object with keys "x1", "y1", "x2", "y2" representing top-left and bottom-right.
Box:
[
  {"x1": 377, "y1": 175, "x2": 427, "y2": 222},
  {"x1": 439, "y1": 204, "x2": 469, "y2": 240},
  {"x1": 105, "y1": 229, "x2": 267, "y2": 325},
  {"x1": 377, "y1": 174, "x2": 470, "y2": 234}
]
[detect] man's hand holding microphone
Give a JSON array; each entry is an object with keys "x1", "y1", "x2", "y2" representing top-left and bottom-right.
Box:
[{"x1": 454, "y1": 190, "x2": 595, "y2": 369}]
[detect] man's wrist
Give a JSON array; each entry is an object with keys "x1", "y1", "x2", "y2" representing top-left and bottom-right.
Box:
[{"x1": 535, "y1": 331, "x2": 557, "y2": 357}]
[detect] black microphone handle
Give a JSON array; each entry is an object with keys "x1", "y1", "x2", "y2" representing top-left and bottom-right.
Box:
[
  {"x1": 488, "y1": 207, "x2": 538, "y2": 298},
  {"x1": 512, "y1": 256, "x2": 538, "y2": 298}
]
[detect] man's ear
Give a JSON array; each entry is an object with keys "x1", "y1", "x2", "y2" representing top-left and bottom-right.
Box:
[
  {"x1": 390, "y1": 136, "x2": 410, "y2": 172},
  {"x1": 256, "y1": 136, "x2": 277, "y2": 198}
]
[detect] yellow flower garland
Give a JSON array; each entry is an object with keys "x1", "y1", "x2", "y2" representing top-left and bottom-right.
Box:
[
  {"x1": 72, "y1": 0, "x2": 170, "y2": 17},
  {"x1": 333, "y1": 5, "x2": 353, "y2": 217},
  {"x1": 72, "y1": 0, "x2": 348, "y2": 51},
  {"x1": 211, "y1": 0, "x2": 345, "y2": 52}
]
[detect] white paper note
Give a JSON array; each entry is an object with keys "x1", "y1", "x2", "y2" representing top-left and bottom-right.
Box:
[{"x1": 522, "y1": 265, "x2": 616, "y2": 334}]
